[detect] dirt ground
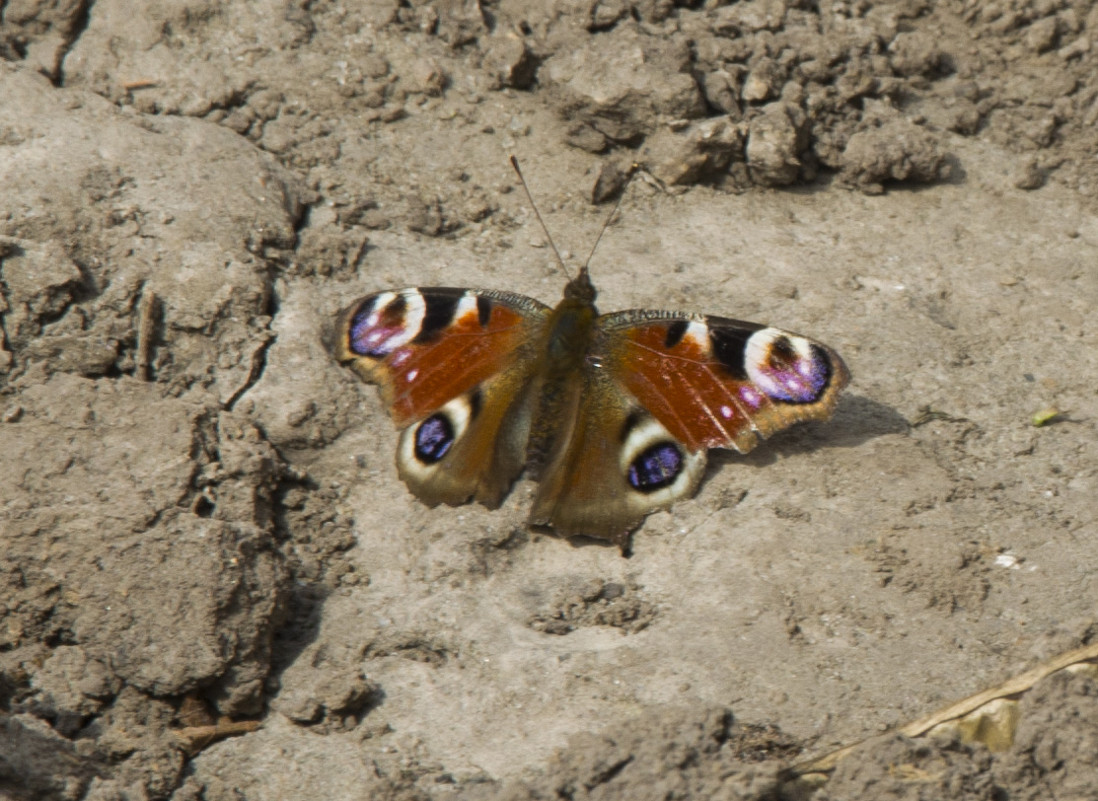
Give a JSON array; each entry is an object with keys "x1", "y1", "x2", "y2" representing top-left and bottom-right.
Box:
[{"x1": 2, "y1": 0, "x2": 1098, "y2": 799}]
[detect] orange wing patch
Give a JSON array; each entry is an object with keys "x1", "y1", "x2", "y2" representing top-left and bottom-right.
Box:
[
  {"x1": 386, "y1": 302, "x2": 532, "y2": 426},
  {"x1": 616, "y1": 322, "x2": 764, "y2": 452}
]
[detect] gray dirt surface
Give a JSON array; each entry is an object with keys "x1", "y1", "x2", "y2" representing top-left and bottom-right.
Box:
[{"x1": 1, "y1": 1, "x2": 1097, "y2": 799}]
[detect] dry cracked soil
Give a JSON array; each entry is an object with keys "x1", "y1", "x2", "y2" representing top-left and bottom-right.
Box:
[{"x1": 2, "y1": 0, "x2": 1098, "y2": 799}]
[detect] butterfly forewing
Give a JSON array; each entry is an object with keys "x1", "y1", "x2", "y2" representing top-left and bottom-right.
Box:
[
  {"x1": 598, "y1": 311, "x2": 849, "y2": 454},
  {"x1": 334, "y1": 288, "x2": 550, "y2": 426}
]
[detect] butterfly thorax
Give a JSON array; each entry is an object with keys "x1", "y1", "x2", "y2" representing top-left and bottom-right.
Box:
[{"x1": 543, "y1": 295, "x2": 597, "y2": 371}]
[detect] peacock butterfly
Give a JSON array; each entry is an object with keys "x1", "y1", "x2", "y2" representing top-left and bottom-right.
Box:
[{"x1": 331, "y1": 160, "x2": 849, "y2": 551}]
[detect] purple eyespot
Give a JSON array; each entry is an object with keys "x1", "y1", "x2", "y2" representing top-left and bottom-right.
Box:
[
  {"x1": 746, "y1": 331, "x2": 832, "y2": 404},
  {"x1": 348, "y1": 292, "x2": 424, "y2": 358},
  {"x1": 761, "y1": 345, "x2": 829, "y2": 402}
]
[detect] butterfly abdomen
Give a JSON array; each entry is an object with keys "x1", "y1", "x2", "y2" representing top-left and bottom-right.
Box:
[{"x1": 524, "y1": 295, "x2": 600, "y2": 472}]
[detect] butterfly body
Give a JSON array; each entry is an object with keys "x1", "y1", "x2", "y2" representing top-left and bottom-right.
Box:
[{"x1": 334, "y1": 266, "x2": 848, "y2": 550}]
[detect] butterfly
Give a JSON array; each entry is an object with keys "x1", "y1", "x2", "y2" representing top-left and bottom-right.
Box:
[{"x1": 331, "y1": 165, "x2": 849, "y2": 551}]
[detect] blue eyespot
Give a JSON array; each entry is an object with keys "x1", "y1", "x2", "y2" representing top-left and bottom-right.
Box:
[
  {"x1": 627, "y1": 442, "x2": 684, "y2": 493},
  {"x1": 414, "y1": 414, "x2": 454, "y2": 464}
]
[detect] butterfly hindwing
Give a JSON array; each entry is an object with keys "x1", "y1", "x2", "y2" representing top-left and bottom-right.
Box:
[
  {"x1": 529, "y1": 365, "x2": 707, "y2": 548},
  {"x1": 597, "y1": 310, "x2": 849, "y2": 454},
  {"x1": 395, "y1": 368, "x2": 537, "y2": 507},
  {"x1": 333, "y1": 287, "x2": 551, "y2": 507}
]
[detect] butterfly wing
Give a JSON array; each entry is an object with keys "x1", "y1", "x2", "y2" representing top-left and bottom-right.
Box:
[
  {"x1": 601, "y1": 310, "x2": 849, "y2": 453},
  {"x1": 332, "y1": 287, "x2": 551, "y2": 508},
  {"x1": 530, "y1": 310, "x2": 848, "y2": 547}
]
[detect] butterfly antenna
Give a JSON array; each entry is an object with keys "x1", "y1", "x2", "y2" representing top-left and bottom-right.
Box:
[
  {"x1": 510, "y1": 155, "x2": 573, "y2": 280},
  {"x1": 583, "y1": 162, "x2": 639, "y2": 272}
]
